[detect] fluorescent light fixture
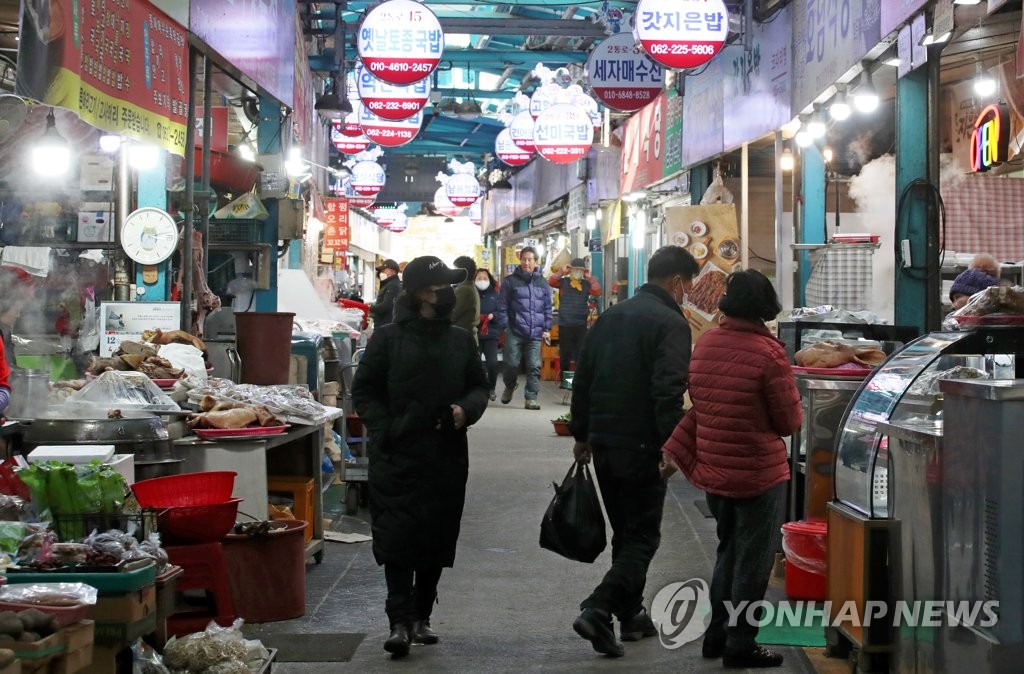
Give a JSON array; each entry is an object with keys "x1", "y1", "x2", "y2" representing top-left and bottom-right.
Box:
[
  {"x1": 780, "y1": 148, "x2": 794, "y2": 172},
  {"x1": 794, "y1": 129, "x2": 813, "y2": 148},
  {"x1": 974, "y1": 62, "x2": 997, "y2": 97},
  {"x1": 632, "y1": 210, "x2": 646, "y2": 248},
  {"x1": 823, "y1": 146, "x2": 834, "y2": 163},
  {"x1": 128, "y1": 143, "x2": 160, "y2": 171},
  {"x1": 622, "y1": 190, "x2": 647, "y2": 203},
  {"x1": 285, "y1": 148, "x2": 308, "y2": 177},
  {"x1": 32, "y1": 111, "x2": 70, "y2": 177},
  {"x1": 854, "y1": 69, "x2": 879, "y2": 113},
  {"x1": 99, "y1": 134, "x2": 122, "y2": 153},
  {"x1": 586, "y1": 212, "x2": 597, "y2": 230},
  {"x1": 953, "y1": 0, "x2": 981, "y2": 4},
  {"x1": 920, "y1": 30, "x2": 951, "y2": 46},
  {"x1": 807, "y1": 109, "x2": 826, "y2": 138},
  {"x1": 829, "y1": 90, "x2": 851, "y2": 121},
  {"x1": 884, "y1": 57, "x2": 902, "y2": 67}
]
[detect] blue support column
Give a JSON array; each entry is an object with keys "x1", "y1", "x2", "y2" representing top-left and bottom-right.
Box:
[
  {"x1": 135, "y1": 150, "x2": 170, "y2": 300},
  {"x1": 255, "y1": 93, "x2": 281, "y2": 311},
  {"x1": 287, "y1": 240, "x2": 302, "y2": 269},
  {"x1": 798, "y1": 146, "x2": 826, "y2": 305},
  {"x1": 894, "y1": 66, "x2": 930, "y2": 332}
]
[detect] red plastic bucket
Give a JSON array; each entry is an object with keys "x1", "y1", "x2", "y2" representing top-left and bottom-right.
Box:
[
  {"x1": 221, "y1": 520, "x2": 308, "y2": 622},
  {"x1": 781, "y1": 520, "x2": 827, "y2": 601}
]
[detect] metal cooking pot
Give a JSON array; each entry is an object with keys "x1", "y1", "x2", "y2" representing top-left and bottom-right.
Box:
[
  {"x1": 7, "y1": 368, "x2": 50, "y2": 420},
  {"x1": 20, "y1": 416, "x2": 177, "y2": 463}
]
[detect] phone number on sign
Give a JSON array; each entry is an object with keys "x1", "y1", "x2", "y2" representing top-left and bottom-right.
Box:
[
  {"x1": 646, "y1": 42, "x2": 719, "y2": 56},
  {"x1": 368, "y1": 62, "x2": 435, "y2": 74}
]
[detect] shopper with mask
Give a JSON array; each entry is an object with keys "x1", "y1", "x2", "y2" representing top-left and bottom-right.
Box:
[
  {"x1": 568, "y1": 245, "x2": 699, "y2": 658},
  {"x1": 370, "y1": 259, "x2": 402, "y2": 327},
  {"x1": 352, "y1": 255, "x2": 490, "y2": 659},
  {"x1": 548, "y1": 257, "x2": 602, "y2": 372},
  {"x1": 474, "y1": 268, "x2": 505, "y2": 401}
]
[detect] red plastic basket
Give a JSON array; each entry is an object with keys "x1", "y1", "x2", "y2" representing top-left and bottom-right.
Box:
[
  {"x1": 132, "y1": 471, "x2": 237, "y2": 508},
  {"x1": 158, "y1": 498, "x2": 243, "y2": 544}
]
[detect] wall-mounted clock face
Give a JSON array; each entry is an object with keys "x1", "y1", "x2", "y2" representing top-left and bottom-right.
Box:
[{"x1": 121, "y1": 207, "x2": 178, "y2": 265}]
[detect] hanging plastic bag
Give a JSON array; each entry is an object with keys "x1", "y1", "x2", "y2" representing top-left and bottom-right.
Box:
[
  {"x1": 700, "y1": 166, "x2": 734, "y2": 205},
  {"x1": 539, "y1": 461, "x2": 606, "y2": 563},
  {"x1": 213, "y1": 192, "x2": 269, "y2": 220}
]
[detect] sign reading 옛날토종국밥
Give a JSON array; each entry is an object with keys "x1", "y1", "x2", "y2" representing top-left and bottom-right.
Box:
[
  {"x1": 587, "y1": 32, "x2": 664, "y2": 112},
  {"x1": 358, "y1": 105, "x2": 422, "y2": 148},
  {"x1": 357, "y1": 0, "x2": 444, "y2": 86},
  {"x1": 445, "y1": 173, "x2": 481, "y2": 208},
  {"x1": 634, "y1": 0, "x2": 729, "y2": 70},
  {"x1": 969, "y1": 103, "x2": 1010, "y2": 173},
  {"x1": 331, "y1": 123, "x2": 372, "y2": 155},
  {"x1": 350, "y1": 161, "x2": 387, "y2": 196},
  {"x1": 509, "y1": 111, "x2": 537, "y2": 154},
  {"x1": 323, "y1": 199, "x2": 351, "y2": 251},
  {"x1": 496, "y1": 128, "x2": 532, "y2": 166},
  {"x1": 533, "y1": 104, "x2": 594, "y2": 164},
  {"x1": 16, "y1": 0, "x2": 190, "y2": 155},
  {"x1": 355, "y1": 63, "x2": 430, "y2": 121}
]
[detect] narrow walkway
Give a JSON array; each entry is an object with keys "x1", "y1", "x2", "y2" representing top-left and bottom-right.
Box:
[{"x1": 250, "y1": 382, "x2": 824, "y2": 673}]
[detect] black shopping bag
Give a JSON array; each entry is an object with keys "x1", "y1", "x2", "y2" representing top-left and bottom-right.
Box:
[{"x1": 539, "y1": 461, "x2": 606, "y2": 563}]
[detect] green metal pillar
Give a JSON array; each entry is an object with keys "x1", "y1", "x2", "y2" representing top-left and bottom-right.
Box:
[
  {"x1": 689, "y1": 164, "x2": 711, "y2": 203},
  {"x1": 894, "y1": 63, "x2": 938, "y2": 332},
  {"x1": 255, "y1": 94, "x2": 281, "y2": 311},
  {"x1": 798, "y1": 145, "x2": 826, "y2": 305}
]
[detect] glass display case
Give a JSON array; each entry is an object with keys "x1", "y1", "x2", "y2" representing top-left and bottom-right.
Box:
[{"x1": 834, "y1": 328, "x2": 1024, "y2": 518}]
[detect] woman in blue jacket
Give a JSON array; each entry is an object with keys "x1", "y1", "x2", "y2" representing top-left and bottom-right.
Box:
[{"x1": 474, "y1": 268, "x2": 505, "y2": 401}]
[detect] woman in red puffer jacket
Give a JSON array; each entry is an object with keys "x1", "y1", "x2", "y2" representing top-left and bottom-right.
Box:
[{"x1": 661, "y1": 269, "x2": 801, "y2": 670}]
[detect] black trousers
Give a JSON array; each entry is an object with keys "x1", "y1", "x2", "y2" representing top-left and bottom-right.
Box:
[
  {"x1": 384, "y1": 564, "x2": 444, "y2": 627},
  {"x1": 479, "y1": 338, "x2": 499, "y2": 392},
  {"x1": 558, "y1": 324, "x2": 587, "y2": 372},
  {"x1": 581, "y1": 447, "x2": 667, "y2": 620},
  {"x1": 705, "y1": 484, "x2": 785, "y2": 653}
]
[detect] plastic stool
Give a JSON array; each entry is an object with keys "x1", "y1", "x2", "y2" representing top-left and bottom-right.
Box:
[
  {"x1": 166, "y1": 542, "x2": 237, "y2": 637},
  {"x1": 267, "y1": 475, "x2": 314, "y2": 543}
]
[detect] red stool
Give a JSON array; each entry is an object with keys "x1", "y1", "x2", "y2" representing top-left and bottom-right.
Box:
[{"x1": 166, "y1": 542, "x2": 237, "y2": 637}]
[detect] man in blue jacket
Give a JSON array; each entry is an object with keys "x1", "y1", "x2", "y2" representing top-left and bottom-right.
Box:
[{"x1": 496, "y1": 246, "x2": 552, "y2": 410}]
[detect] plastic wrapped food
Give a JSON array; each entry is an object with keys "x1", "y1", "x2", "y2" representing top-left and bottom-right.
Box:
[
  {"x1": 64, "y1": 371, "x2": 180, "y2": 412},
  {"x1": 943, "y1": 285, "x2": 1024, "y2": 330},
  {"x1": 908, "y1": 366, "x2": 988, "y2": 395},
  {"x1": 162, "y1": 618, "x2": 251, "y2": 671},
  {"x1": 0, "y1": 583, "x2": 98, "y2": 606}
]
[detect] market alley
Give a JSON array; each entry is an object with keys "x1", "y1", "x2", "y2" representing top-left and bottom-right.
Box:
[{"x1": 250, "y1": 382, "x2": 822, "y2": 673}]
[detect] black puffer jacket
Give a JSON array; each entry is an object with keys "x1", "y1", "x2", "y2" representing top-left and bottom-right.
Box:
[
  {"x1": 352, "y1": 296, "x2": 489, "y2": 567},
  {"x1": 370, "y1": 275, "x2": 401, "y2": 327},
  {"x1": 570, "y1": 284, "x2": 691, "y2": 453}
]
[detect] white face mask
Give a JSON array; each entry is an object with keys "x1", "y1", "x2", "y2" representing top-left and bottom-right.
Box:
[
  {"x1": 475, "y1": 280, "x2": 489, "y2": 291},
  {"x1": 570, "y1": 271, "x2": 584, "y2": 281},
  {"x1": 379, "y1": 272, "x2": 389, "y2": 281}
]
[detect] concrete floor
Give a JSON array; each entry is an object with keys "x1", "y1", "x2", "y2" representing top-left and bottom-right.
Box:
[{"x1": 250, "y1": 382, "x2": 829, "y2": 673}]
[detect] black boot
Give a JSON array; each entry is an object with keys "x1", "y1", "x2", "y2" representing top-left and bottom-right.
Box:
[
  {"x1": 383, "y1": 624, "x2": 411, "y2": 657},
  {"x1": 573, "y1": 608, "x2": 624, "y2": 657},
  {"x1": 723, "y1": 645, "x2": 784, "y2": 668},
  {"x1": 619, "y1": 607, "x2": 658, "y2": 642},
  {"x1": 412, "y1": 620, "x2": 439, "y2": 645}
]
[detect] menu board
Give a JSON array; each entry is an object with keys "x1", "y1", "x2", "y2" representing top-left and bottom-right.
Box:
[
  {"x1": 100, "y1": 302, "x2": 181, "y2": 356},
  {"x1": 664, "y1": 204, "x2": 740, "y2": 342}
]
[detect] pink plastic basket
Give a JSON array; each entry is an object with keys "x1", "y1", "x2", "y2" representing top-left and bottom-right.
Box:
[
  {"x1": 158, "y1": 498, "x2": 243, "y2": 544},
  {"x1": 132, "y1": 471, "x2": 237, "y2": 508}
]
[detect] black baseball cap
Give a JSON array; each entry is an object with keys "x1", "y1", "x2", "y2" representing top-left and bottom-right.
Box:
[
  {"x1": 375, "y1": 259, "x2": 400, "y2": 273},
  {"x1": 570, "y1": 258, "x2": 587, "y2": 268},
  {"x1": 402, "y1": 256, "x2": 467, "y2": 291}
]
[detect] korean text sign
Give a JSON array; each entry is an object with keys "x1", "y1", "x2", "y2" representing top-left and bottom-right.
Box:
[
  {"x1": 324, "y1": 199, "x2": 351, "y2": 251},
  {"x1": 635, "y1": 0, "x2": 729, "y2": 70},
  {"x1": 357, "y1": 0, "x2": 444, "y2": 86},
  {"x1": 17, "y1": 0, "x2": 190, "y2": 155}
]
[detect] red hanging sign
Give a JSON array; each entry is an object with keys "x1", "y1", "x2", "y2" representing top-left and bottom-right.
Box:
[{"x1": 323, "y1": 199, "x2": 351, "y2": 251}]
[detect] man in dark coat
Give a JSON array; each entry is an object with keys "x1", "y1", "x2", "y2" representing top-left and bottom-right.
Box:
[
  {"x1": 352, "y1": 256, "x2": 490, "y2": 658},
  {"x1": 369, "y1": 259, "x2": 401, "y2": 327},
  {"x1": 548, "y1": 257, "x2": 602, "y2": 372},
  {"x1": 569, "y1": 245, "x2": 699, "y2": 657},
  {"x1": 496, "y1": 246, "x2": 552, "y2": 410}
]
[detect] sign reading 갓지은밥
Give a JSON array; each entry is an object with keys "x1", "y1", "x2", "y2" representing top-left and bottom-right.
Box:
[{"x1": 634, "y1": 0, "x2": 729, "y2": 70}]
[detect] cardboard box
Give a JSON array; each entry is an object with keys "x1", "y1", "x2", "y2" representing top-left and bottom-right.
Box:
[
  {"x1": 93, "y1": 612, "x2": 157, "y2": 648},
  {"x1": 92, "y1": 585, "x2": 156, "y2": 624},
  {"x1": 51, "y1": 643, "x2": 94, "y2": 674},
  {"x1": 78, "y1": 645, "x2": 129, "y2": 674},
  {"x1": 0, "y1": 658, "x2": 20, "y2": 674},
  {"x1": 79, "y1": 154, "x2": 114, "y2": 192},
  {"x1": 63, "y1": 620, "x2": 94, "y2": 653},
  {"x1": 77, "y1": 202, "x2": 113, "y2": 243}
]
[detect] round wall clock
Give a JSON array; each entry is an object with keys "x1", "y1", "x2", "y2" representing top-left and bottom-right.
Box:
[{"x1": 120, "y1": 207, "x2": 179, "y2": 265}]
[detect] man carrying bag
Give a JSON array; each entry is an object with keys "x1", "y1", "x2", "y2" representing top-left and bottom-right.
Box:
[{"x1": 540, "y1": 461, "x2": 606, "y2": 564}]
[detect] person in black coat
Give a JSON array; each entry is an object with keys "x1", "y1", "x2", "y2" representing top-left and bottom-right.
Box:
[
  {"x1": 352, "y1": 255, "x2": 490, "y2": 658},
  {"x1": 370, "y1": 259, "x2": 402, "y2": 327},
  {"x1": 568, "y1": 245, "x2": 699, "y2": 657},
  {"x1": 474, "y1": 267, "x2": 505, "y2": 400}
]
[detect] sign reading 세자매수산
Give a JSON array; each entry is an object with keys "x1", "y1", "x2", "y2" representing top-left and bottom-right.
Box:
[{"x1": 17, "y1": 0, "x2": 190, "y2": 155}]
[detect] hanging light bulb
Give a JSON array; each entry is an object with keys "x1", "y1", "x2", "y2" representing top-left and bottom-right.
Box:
[
  {"x1": 973, "y1": 61, "x2": 997, "y2": 97},
  {"x1": 32, "y1": 110, "x2": 70, "y2": 176},
  {"x1": 99, "y1": 134, "x2": 122, "y2": 153},
  {"x1": 780, "y1": 148, "x2": 795, "y2": 172},
  {"x1": 854, "y1": 68, "x2": 879, "y2": 113},
  {"x1": 128, "y1": 143, "x2": 160, "y2": 170},
  {"x1": 807, "y1": 108, "x2": 826, "y2": 139},
  {"x1": 829, "y1": 88, "x2": 851, "y2": 121},
  {"x1": 586, "y1": 212, "x2": 597, "y2": 230},
  {"x1": 822, "y1": 146, "x2": 834, "y2": 163},
  {"x1": 284, "y1": 147, "x2": 307, "y2": 177},
  {"x1": 794, "y1": 129, "x2": 813, "y2": 148}
]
